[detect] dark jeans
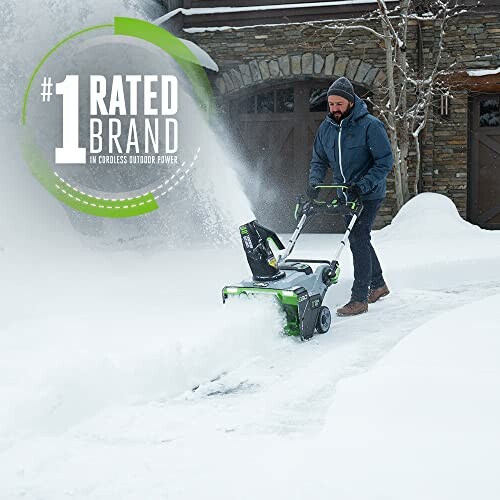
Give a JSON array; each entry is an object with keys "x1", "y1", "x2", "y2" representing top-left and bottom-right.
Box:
[{"x1": 344, "y1": 199, "x2": 386, "y2": 303}]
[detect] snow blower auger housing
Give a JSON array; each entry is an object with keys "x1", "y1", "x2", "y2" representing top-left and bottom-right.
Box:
[{"x1": 222, "y1": 185, "x2": 363, "y2": 340}]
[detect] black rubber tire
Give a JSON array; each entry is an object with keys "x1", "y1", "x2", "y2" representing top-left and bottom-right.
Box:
[{"x1": 316, "y1": 306, "x2": 331, "y2": 334}]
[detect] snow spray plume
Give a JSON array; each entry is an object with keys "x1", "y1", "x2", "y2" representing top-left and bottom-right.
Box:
[{"x1": 0, "y1": 0, "x2": 252, "y2": 251}]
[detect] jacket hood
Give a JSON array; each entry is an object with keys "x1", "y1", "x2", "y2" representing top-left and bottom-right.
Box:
[{"x1": 351, "y1": 94, "x2": 369, "y2": 121}]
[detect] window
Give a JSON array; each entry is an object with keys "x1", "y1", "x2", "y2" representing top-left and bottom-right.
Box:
[
  {"x1": 257, "y1": 91, "x2": 274, "y2": 113},
  {"x1": 309, "y1": 88, "x2": 328, "y2": 112},
  {"x1": 480, "y1": 99, "x2": 500, "y2": 127},
  {"x1": 276, "y1": 88, "x2": 294, "y2": 112},
  {"x1": 237, "y1": 88, "x2": 294, "y2": 114}
]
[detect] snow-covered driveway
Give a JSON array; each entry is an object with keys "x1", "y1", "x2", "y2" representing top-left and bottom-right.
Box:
[{"x1": 2, "y1": 195, "x2": 500, "y2": 499}]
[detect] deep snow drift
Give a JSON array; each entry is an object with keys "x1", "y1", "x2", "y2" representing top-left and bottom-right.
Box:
[{"x1": 318, "y1": 292, "x2": 500, "y2": 500}]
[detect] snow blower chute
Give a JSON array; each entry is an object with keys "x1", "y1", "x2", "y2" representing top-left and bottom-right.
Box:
[{"x1": 222, "y1": 185, "x2": 363, "y2": 340}]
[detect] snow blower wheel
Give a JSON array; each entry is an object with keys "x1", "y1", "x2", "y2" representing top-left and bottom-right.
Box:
[{"x1": 316, "y1": 306, "x2": 331, "y2": 334}]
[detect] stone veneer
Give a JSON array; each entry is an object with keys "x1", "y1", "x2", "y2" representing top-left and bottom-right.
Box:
[
  {"x1": 213, "y1": 53, "x2": 386, "y2": 96},
  {"x1": 182, "y1": 11, "x2": 500, "y2": 227}
]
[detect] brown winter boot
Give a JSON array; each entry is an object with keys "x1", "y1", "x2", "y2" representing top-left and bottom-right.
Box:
[
  {"x1": 336, "y1": 301, "x2": 368, "y2": 317},
  {"x1": 368, "y1": 284, "x2": 390, "y2": 304}
]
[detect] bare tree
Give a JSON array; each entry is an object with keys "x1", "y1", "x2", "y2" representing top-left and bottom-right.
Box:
[{"x1": 307, "y1": 0, "x2": 467, "y2": 211}]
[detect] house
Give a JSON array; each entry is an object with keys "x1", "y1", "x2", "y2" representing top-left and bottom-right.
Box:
[{"x1": 156, "y1": 0, "x2": 500, "y2": 231}]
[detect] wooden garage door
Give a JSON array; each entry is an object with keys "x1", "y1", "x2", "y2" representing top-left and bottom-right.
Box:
[
  {"x1": 228, "y1": 80, "x2": 370, "y2": 233},
  {"x1": 469, "y1": 94, "x2": 500, "y2": 229}
]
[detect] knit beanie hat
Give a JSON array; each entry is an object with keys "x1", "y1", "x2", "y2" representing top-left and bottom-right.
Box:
[{"x1": 327, "y1": 77, "x2": 355, "y2": 102}]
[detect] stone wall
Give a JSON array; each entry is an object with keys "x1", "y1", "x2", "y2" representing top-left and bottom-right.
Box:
[
  {"x1": 182, "y1": 9, "x2": 500, "y2": 226},
  {"x1": 212, "y1": 52, "x2": 386, "y2": 97}
]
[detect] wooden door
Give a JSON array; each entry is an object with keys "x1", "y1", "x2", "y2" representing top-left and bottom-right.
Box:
[
  {"x1": 228, "y1": 81, "x2": 330, "y2": 233},
  {"x1": 469, "y1": 94, "x2": 500, "y2": 229}
]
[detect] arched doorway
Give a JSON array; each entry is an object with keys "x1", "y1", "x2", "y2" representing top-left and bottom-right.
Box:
[{"x1": 226, "y1": 79, "x2": 371, "y2": 232}]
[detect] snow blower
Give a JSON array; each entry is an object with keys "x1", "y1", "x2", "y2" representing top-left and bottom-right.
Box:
[{"x1": 222, "y1": 185, "x2": 363, "y2": 340}]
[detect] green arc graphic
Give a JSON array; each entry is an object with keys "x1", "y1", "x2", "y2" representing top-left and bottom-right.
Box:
[
  {"x1": 21, "y1": 23, "x2": 114, "y2": 126},
  {"x1": 22, "y1": 17, "x2": 213, "y2": 218},
  {"x1": 22, "y1": 132, "x2": 158, "y2": 218}
]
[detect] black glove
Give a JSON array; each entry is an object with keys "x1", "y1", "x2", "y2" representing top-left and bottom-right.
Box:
[
  {"x1": 306, "y1": 184, "x2": 319, "y2": 200},
  {"x1": 346, "y1": 183, "x2": 362, "y2": 200}
]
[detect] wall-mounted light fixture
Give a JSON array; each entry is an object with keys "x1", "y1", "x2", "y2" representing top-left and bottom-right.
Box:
[{"x1": 440, "y1": 91, "x2": 450, "y2": 117}]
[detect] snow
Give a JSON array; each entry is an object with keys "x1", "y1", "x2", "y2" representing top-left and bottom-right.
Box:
[
  {"x1": 184, "y1": 21, "x2": 337, "y2": 33},
  {"x1": 319, "y1": 293, "x2": 500, "y2": 500},
  {"x1": 466, "y1": 67, "x2": 500, "y2": 77},
  {"x1": 2, "y1": 187, "x2": 500, "y2": 498},
  {"x1": 2, "y1": 2, "x2": 500, "y2": 497},
  {"x1": 374, "y1": 194, "x2": 500, "y2": 289}
]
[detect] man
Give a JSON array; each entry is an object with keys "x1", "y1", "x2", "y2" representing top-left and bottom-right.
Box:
[{"x1": 308, "y1": 77, "x2": 393, "y2": 316}]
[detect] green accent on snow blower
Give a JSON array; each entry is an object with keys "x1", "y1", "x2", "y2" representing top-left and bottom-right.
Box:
[{"x1": 330, "y1": 264, "x2": 340, "y2": 284}]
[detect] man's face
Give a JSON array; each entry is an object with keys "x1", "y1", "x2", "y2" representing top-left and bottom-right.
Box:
[{"x1": 328, "y1": 95, "x2": 353, "y2": 123}]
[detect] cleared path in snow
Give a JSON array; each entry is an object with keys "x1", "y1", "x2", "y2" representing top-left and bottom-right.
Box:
[{"x1": 81, "y1": 278, "x2": 500, "y2": 445}]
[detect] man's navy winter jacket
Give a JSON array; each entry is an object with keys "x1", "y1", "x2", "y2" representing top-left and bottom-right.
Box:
[{"x1": 309, "y1": 95, "x2": 393, "y2": 200}]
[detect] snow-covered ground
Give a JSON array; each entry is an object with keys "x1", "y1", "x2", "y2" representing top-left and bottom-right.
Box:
[
  {"x1": 2, "y1": 2, "x2": 500, "y2": 497},
  {"x1": 2, "y1": 182, "x2": 500, "y2": 499}
]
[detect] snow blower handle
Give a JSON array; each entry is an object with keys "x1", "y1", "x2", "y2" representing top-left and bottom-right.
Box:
[
  {"x1": 309, "y1": 184, "x2": 364, "y2": 264},
  {"x1": 295, "y1": 185, "x2": 362, "y2": 220},
  {"x1": 279, "y1": 186, "x2": 362, "y2": 264},
  {"x1": 314, "y1": 184, "x2": 362, "y2": 205}
]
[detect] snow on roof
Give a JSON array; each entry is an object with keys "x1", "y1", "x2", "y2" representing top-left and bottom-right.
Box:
[
  {"x1": 466, "y1": 67, "x2": 500, "y2": 77},
  {"x1": 154, "y1": 1, "x2": 380, "y2": 25},
  {"x1": 183, "y1": 19, "x2": 339, "y2": 33}
]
